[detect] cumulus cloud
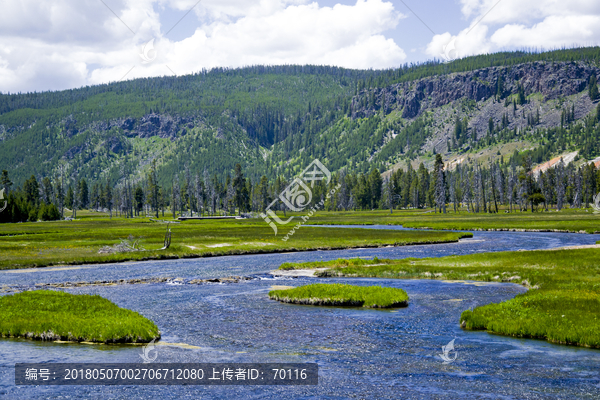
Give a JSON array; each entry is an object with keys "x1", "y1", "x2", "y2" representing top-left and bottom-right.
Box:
[
  {"x1": 160, "y1": 0, "x2": 405, "y2": 72},
  {"x1": 0, "y1": 0, "x2": 406, "y2": 93},
  {"x1": 426, "y1": 0, "x2": 600, "y2": 61}
]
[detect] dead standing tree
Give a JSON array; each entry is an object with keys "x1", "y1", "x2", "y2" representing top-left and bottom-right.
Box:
[{"x1": 160, "y1": 223, "x2": 172, "y2": 250}]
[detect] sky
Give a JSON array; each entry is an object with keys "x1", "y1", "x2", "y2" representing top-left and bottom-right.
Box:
[{"x1": 1, "y1": 0, "x2": 599, "y2": 93}]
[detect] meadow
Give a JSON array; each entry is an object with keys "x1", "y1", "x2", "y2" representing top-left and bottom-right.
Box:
[
  {"x1": 278, "y1": 248, "x2": 600, "y2": 348},
  {"x1": 268, "y1": 283, "x2": 409, "y2": 308},
  {"x1": 0, "y1": 211, "x2": 469, "y2": 270},
  {"x1": 2, "y1": 206, "x2": 599, "y2": 270},
  {"x1": 0, "y1": 290, "x2": 160, "y2": 343},
  {"x1": 310, "y1": 208, "x2": 600, "y2": 233}
]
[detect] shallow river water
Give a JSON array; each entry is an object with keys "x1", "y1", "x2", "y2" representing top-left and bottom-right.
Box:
[{"x1": 1, "y1": 227, "x2": 600, "y2": 399}]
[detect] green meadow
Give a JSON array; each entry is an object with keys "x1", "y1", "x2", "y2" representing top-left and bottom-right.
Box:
[
  {"x1": 1, "y1": 206, "x2": 599, "y2": 270},
  {"x1": 0, "y1": 290, "x2": 160, "y2": 343},
  {"x1": 0, "y1": 211, "x2": 469, "y2": 270},
  {"x1": 278, "y1": 248, "x2": 600, "y2": 348},
  {"x1": 269, "y1": 283, "x2": 409, "y2": 308},
  {"x1": 310, "y1": 208, "x2": 600, "y2": 233}
]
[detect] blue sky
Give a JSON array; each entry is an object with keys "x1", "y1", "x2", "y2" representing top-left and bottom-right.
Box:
[{"x1": 1, "y1": 0, "x2": 599, "y2": 93}]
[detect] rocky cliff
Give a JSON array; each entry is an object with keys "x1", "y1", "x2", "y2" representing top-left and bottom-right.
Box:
[{"x1": 352, "y1": 61, "x2": 599, "y2": 120}]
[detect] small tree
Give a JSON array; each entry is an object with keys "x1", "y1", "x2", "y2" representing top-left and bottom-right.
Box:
[{"x1": 529, "y1": 193, "x2": 545, "y2": 212}]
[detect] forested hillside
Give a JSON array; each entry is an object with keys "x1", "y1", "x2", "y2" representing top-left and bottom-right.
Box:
[{"x1": 1, "y1": 47, "x2": 600, "y2": 218}]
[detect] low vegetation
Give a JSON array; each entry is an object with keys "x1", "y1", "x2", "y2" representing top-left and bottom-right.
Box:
[
  {"x1": 0, "y1": 290, "x2": 160, "y2": 343},
  {"x1": 0, "y1": 212, "x2": 469, "y2": 270},
  {"x1": 279, "y1": 248, "x2": 600, "y2": 348},
  {"x1": 311, "y1": 208, "x2": 600, "y2": 234},
  {"x1": 269, "y1": 283, "x2": 409, "y2": 308}
]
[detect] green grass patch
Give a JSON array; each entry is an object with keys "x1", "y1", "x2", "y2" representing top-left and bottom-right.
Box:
[
  {"x1": 0, "y1": 290, "x2": 160, "y2": 343},
  {"x1": 268, "y1": 283, "x2": 409, "y2": 308},
  {"x1": 309, "y1": 208, "x2": 600, "y2": 234},
  {"x1": 0, "y1": 214, "x2": 469, "y2": 270},
  {"x1": 279, "y1": 256, "x2": 393, "y2": 271},
  {"x1": 279, "y1": 248, "x2": 600, "y2": 348}
]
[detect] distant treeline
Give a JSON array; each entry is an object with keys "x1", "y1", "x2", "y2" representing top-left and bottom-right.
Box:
[
  {"x1": 0, "y1": 170, "x2": 62, "y2": 223},
  {"x1": 148, "y1": 153, "x2": 600, "y2": 216},
  {"x1": 1, "y1": 150, "x2": 599, "y2": 223}
]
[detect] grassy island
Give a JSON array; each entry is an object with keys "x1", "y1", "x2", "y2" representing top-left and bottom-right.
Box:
[
  {"x1": 269, "y1": 283, "x2": 409, "y2": 308},
  {"x1": 0, "y1": 290, "x2": 160, "y2": 343},
  {"x1": 278, "y1": 248, "x2": 600, "y2": 348}
]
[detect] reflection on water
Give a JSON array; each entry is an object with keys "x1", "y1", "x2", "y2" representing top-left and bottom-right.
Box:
[{"x1": 1, "y1": 228, "x2": 600, "y2": 399}]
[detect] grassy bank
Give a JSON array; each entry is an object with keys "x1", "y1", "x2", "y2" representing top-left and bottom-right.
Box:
[
  {"x1": 0, "y1": 290, "x2": 160, "y2": 343},
  {"x1": 269, "y1": 283, "x2": 409, "y2": 308},
  {"x1": 278, "y1": 248, "x2": 600, "y2": 348},
  {"x1": 310, "y1": 208, "x2": 600, "y2": 233},
  {"x1": 0, "y1": 213, "x2": 469, "y2": 270}
]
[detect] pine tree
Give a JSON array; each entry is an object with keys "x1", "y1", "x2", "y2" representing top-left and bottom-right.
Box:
[
  {"x1": 105, "y1": 180, "x2": 113, "y2": 219},
  {"x1": 65, "y1": 186, "x2": 73, "y2": 212},
  {"x1": 517, "y1": 84, "x2": 526, "y2": 105},
  {"x1": 496, "y1": 74, "x2": 504, "y2": 100},
  {"x1": 337, "y1": 169, "x2": 349, "y2": 211},
  {"x1": 368, "y1": 168, "x2": 382, "y2": 209},
  {"x1": 148, "y1": 160, "x2": 160, "y2": 218},
  {"x1": 454, "y1": 116, "x2": 462, "y2": 140},
  {"x1": 434, "y1": 154, "x2": 446, "y2": 213},
  {"x1": 195, "y1": 174, "x2": 204, "y2": 216},
  {"x1": 589, "y1": 74, "x2": 599, "y2": 101},
  {"x1": 473, "y1": 164, "x2": 482, "y2": 213},
  {"x1": 1, "y1": 170, "x2": 12, "y2": 194},
  {"x1": 24, "y1": 175, "x2": 39, "y2": 205},
  {"x1": 72, "y1": 174, "x2": 80, "y2": 219},
  {"x1": 233, "y1": 164, "x2": 246, "y2": 215},
  {"x1": 90, "y1": 183, "x2": 98, "y2": 211},
  {"x1": 556, "y1": 159, "x2": 566, "y2": 211},
  {"x1": 41, "y1": 177, "x2": 53, "y2": 204},
  {"x1": 78, "y1": 179, "x2": 89, "y2": 209},
  {"x1": 56, "y1": 167, "x2": 65, "y2": 219}
]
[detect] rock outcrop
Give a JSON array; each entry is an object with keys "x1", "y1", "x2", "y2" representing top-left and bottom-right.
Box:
[{"x1": 352, "y1": 61, "x2": 599, "y2": 120}]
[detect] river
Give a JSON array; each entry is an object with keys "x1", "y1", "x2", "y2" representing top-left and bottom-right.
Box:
[{"x1": 1, "y1": 227, "x2": 599, "y2": 399}]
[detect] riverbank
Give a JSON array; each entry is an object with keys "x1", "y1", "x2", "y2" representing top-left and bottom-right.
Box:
[{"x1": 277, "y1": 247, "x2": 600, "y2": 348}]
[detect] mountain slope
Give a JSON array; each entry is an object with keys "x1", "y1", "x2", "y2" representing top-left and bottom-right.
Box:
[{"x1": 1, "y1": 49, "x2": 600, "y2": 188}]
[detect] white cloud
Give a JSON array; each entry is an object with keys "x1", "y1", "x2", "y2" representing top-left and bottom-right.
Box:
[
  {"x1": 490, "y1": 15, "x2": 600, "y2": 49},
  {"x1": 0, "y1": 0, "x2": 406, "y2": 93},
  {"x1": 162, "y1": 0, "x2": 405, "y2": 70},
  {"x1": 426, "y1": 0, "x2": 600, "y2": 61}
]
